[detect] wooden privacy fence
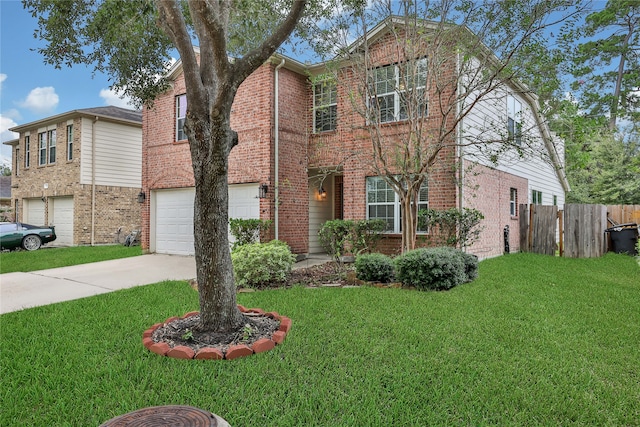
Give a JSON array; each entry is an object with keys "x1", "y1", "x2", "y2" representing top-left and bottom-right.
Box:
[{"x1": 520, "y1": 204, "x2": 640, "y2": 258}]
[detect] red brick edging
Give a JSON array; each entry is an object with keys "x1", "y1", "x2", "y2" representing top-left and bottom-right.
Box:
[{"x1": 142, "y1": 305, "x2": 291, "y2": 360}]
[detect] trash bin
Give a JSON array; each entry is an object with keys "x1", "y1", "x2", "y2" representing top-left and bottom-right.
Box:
[{"x1": 605, "y1": 223, "x2": 639, "y2": 255}]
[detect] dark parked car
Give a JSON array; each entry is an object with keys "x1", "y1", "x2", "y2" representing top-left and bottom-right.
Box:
[{"x1": 0, "y1": 222, "x2": 57, "y2": 251}]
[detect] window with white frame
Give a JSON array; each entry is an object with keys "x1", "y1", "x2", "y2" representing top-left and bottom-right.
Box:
[
  {"x1": 38, "y1": 132, "x2": 47, "y2": 166},
  {"x1": 313, "y1": 79, "x2": 337, "y2": 132},
  {"x1": 67, "y1": 125, "x2": 73, "y2": 161},
  {"x1": 507, "y1": 95, "x2": 522, "y2": 145},
  {"x1": 15, "y1": 148, "x2": 19, "y2": 176},
  {"x1": 48, "y1": 129, "x2": 56, "y2": 164},
  {"x1": 24, "y1": 136, "x2": 30, "y2": 168},
  {"x1": 366, "y1": 176, "x2": 429, "y2": 233},
  {"x1": 532, "y1": 189, "x2": 543, "y2": 205},
  {"x1": 176, "y1": 94, "x2": 187, "y2": 141},
  {"x1": 370, "y1": 58, "x2": 427, "y2": 124},
  {"x1": 510, "y1": 188, "x2": 518, "y2": 216}
]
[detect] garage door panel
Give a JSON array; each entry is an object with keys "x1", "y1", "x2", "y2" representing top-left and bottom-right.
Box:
[
  {"x1": 24, "y1": 199, "x2": 45, "y2": 226},
  {"x1": 50, "y1": 197, "x2": 74, "y2": 246},
  {"x1": 153, "y1": 185, "x2": 259, "y2": 255}
]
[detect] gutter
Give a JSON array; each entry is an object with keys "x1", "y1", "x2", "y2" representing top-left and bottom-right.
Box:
[{"x1": 274, "y1": 58, "x2": 285, "y2": 240}]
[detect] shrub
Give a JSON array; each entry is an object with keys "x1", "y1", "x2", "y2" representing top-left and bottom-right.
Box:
[
  {"x1": 229, "y1": 218, "x2": 272, "y2": 249},
  {"x1": 461, "y1": 251, "x2": 479, "y2": 282},
  {"x1": 231, "y1": 240, "x2": 295, "y2": 288},
  {"x1": 318, "y1": 220, "x2": 354, "y2": 262},
  {"x1": 394, "y1": 246, "x2": 472, "y2": 291},
  {"x1": 418, "y1": 208, "x2": 484, "y2": 249},
  {"x1": 318, "y1": 219, "x2": 387, "y2": 263},
  {"x1": 355, "y1": 253, "x2": 395, "y2": 283}
]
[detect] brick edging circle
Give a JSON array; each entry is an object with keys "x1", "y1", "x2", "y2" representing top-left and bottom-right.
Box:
[{"x1": 142, "y1": 305, "x2": 291, "y2": 360}]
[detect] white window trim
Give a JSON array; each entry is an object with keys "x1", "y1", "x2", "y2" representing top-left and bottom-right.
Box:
[
  {"x1": 510, "y1": 188, "x2": 517, "y2": 216},
  {"x1": 38, "y1": 132, "x2": 47, "y2": 166},
  {"x1": 313, "y1": 79, "x2": 337, "y2": 133},
  {"x1": 24, "y1": 135, "x2": 30, "y2": 169},
  {"x1": 370, "y1": 58, "x2": 427, "y2": 124},
  {"x1": 48, "y1": 129, "x2": 56, "y2": 164},
  {"x1": 366, "y1": 176, "x2": 429, "y2": 234},
  {"x1": 176, "y1": 94, "x2": 187, "y2": 141},
  {"x1": 507, "y1": 95, "x2": 522, "y2": 145},
  {"x1": 67, "y1": 124, "x2": 73, "y2": 161}
]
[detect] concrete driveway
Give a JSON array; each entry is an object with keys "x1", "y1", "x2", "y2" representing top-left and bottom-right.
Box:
[
  {"x1": 0, "y1": 254, "x2": 196, "y2": 314},
  {"x1": 0, "y1": 253, "x2": 332, "y2": 314}
]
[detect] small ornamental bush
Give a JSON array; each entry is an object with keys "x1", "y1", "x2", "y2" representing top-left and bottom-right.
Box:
[
  {"x1": 461, "y1": 251, "x2": 479, "y2": 282},
  {"x1": 395, "y1": 246, "x2": 471, "y2": 291},
  {"x1": 231, "y1": 240, "x2": 295, "y2": 288},
  {"x1": 229, "y1": 218, "x2": 272, "y2": 249},
  {"x1": 355, "y1": 253, "x2": 395, "y2": 283}
]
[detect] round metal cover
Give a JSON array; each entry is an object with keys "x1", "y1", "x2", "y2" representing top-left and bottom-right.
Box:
[{"x1": 100, "y1": 405, "x2": 230, "y2": 427}]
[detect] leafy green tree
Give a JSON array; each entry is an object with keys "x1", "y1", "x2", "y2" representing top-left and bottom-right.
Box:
[
  {"x1": 560, "y1": 0, "x2": 639, "y2": 131},
  {"x1": 23, "y1": 0, "x2": 312, "y2": 333},
  {"x1": 1, "y1": 165, "x2": 11, "y2": 176}
]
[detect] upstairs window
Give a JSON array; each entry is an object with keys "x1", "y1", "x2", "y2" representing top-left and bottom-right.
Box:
[
  {"x1": 67, "y1": 125, "x2": 73, "y2": 161},
  {"x1": 313, "y1": 79, "x2": 337, "y2": 132},
  {"x1": 176, "y1": 94, "x2": 187, "y2": 141},
  {"x1": 507, "y1": 95, "x2": 522, "y2": 145},
  {"x1": 48, "y1": 129, "x2": 56, "y2": 164},
  {"x1": 370, "y1": 58, "x2": 427, "y2": 124},
  {"x1": 38, "y1": 132, "x2": 47, "y2": 166},
  {"x1": 24, "y1": 136, "x2": 30, "y2": 168}
]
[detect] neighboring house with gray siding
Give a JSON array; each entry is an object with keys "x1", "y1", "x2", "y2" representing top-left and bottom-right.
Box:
[{"x1": 4, "y1": 106, "x2": 142, "y2": 246}]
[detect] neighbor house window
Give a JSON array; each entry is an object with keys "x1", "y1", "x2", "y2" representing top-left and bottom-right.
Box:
[
  {"x1": 366, "y1": 176, "x2": 428, "y2": 233},
  {"x1": 553, "y1": 195, "x2": 558, "y2": 206},
  {"x1": 532, "y1": 189, "x2": 543, "y2": 205},
  {"x1": 510, "y1": 188, "x2": 518, "y2": 216},
  {"x1": 507, "y1": 95, "x2": 522, "y2": 145},
  {"x1": 176, "y1": 94, "x2": 187, "y2": 141},
  {"x1": 313, "y1": 79, "x2": 337, "y2": 132},
  {"x1": 48, "y1": 129, "x2": 56, "y2": 164},
  {"x1": 24, "y1": 136, "x2": 30, "y2": 168},
  {"x1": 38, "y1": 132, "x2": 47, "y2": 165},
  {"x1": 15, "y1": 148, "x2": 19, "y2": 176},
  {"x1": 370, "y1": 58, "x2": 427, "y2": 123},
  {"x1": 67, "y1": 125, "x2": 73, "y2": 160}
]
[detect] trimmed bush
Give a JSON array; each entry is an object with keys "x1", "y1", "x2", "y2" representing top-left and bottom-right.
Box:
[
  {"x1": 229, "y1": 218, "x2": 272, "y2": 249},
  {"x1": 355, "y1": 253, "x2": 395, "y2": 283},
  {"x1": 231, "y1": 240, "x2": 295, "y2": 288},
  {"x1": 461, "y1": 251, "x2": 479, "y2": 282},
  {"x1": 395, "y1": 246, "x2": 473, "y2": 291}
]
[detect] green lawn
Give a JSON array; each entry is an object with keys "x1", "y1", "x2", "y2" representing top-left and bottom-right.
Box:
[
  {"x1": 0, "y1": 245, "x2": 142, "y2": 274},
  {"x1": 1, "y1": 253, "x2": 638, "y2": 426}
]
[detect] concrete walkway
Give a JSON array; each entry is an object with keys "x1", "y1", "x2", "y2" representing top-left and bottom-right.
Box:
[{"x1": 0, "y1": 253, "x2": 331, "y2": 315}]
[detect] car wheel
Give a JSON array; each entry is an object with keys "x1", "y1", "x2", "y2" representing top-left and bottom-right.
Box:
[{"x1": 22, "y1": 235, "x2": 42, "y2": 251}]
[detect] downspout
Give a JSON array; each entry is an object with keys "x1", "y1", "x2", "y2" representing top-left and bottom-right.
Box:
[
  {"x1": 91, "y1": 116, "x2": 98, "y2": 246},
  {"x1": 274, "y1": 58, "x2": 285, "y2": 240},
  {"x1": 456, "y1": 52, "x2": 464, "y2": 213}
]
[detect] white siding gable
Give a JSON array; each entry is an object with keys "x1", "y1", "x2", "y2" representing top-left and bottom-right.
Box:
[{"x1": 80, "y1": 118, "x2": 142, "y2": 188}]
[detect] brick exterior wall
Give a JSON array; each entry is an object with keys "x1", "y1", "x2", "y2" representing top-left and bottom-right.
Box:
[
  {"x1": 10, "y1": 117, "x2": 141, "y2": 245},
  {"x1": 142, "y1": 61, "x2": 309, "y2": 253},
  {"x1": 462, "y1": 160, "x2": 528, "y2": 259}
]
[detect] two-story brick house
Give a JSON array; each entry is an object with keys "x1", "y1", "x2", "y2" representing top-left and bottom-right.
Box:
[
  {"x1": 5, "y1": 106, "x2": 142, "y2": 246},
  {"x1": 142, "y1": 21, "x2": 568, "y2": 259}
]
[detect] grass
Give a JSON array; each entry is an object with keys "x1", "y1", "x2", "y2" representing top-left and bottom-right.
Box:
[
  {"x1": 0, "y1": 245, "x2": 142, "y2": 274},
  {"x1": 1, "y1": 253, "x2": 639, "y2": 426}
]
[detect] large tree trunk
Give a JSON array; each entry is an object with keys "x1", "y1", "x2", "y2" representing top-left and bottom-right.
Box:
[{"x1": 190, "y1": 113, "x2": 244, "y2": 333}]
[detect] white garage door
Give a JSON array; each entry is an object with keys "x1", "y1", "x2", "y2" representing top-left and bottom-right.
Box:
[
  {"x1": 24, "y1": 198, "x2": 45, "y2": 226},
  {"x1": 50, "y1": 197, "x2": 74, "y2": 246},
  {"x1": 154, "y1": 184, "x2": 260, "y2": 256}
]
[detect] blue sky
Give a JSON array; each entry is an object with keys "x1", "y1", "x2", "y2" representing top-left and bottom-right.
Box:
[{"x1": 0, "y1": 0, "x2": 134, "y2": 166}]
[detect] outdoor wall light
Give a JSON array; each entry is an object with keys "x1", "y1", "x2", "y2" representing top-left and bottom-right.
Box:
[
  {"x1": 258, "y1": 183, "x2": 269, "y2": 199},
  {"x1": 319, "y1": 186, "x2": 327, "y2": 199},
  {"x1": 137, "y1": 191, "x2": 146, "y2": 203}
]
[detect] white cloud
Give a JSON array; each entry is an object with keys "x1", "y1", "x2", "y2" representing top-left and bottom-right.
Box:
[
  {"x1": 0, "y1": 113, "x2": 19, "y2": 142},
  {"x1": 99, "y1": 88, "x2": 134, "y2": 108},
  {"x1": 0, "y1": 73, "x2": 6, "y2": 94},
  {"x1": 19, "y1": 86, "x2": 59, "y2": 114}
]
